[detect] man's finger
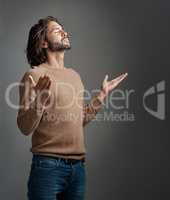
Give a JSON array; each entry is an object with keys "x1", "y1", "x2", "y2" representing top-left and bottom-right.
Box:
[
  {"x1": 109, "y1": 73, "x2": 128, "y2": 90},
  {"x1": 111, "y1": 73, "x2": 128, "y2": 84},
  {"x1": 103, "y1": 74, "x2": 108, "y2": 85},
  {"x1": 118, "y1": 73, "x2": 128, "y2": 82},
  {"x1": 28, "y1": 75, "x2": 36, "y2": 87}
]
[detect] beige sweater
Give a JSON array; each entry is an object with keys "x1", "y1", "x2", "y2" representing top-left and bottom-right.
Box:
[{"x1": 17, "y1": 65, "x2": 104, "y2": 159}]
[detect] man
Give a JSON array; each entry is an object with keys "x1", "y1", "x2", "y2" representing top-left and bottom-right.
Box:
[{"x1": 17, "y1": 16, "x2": 128, "y2": 200}]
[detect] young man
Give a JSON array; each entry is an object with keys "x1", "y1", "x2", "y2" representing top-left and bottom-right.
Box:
[{"x1": 17, "y1": 16, "x2": 128, "y2": 200}]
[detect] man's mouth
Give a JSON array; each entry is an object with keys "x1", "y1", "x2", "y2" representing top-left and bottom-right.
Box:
[{"x1": 62, "y1": 37, "x2": 68, "y2": 41}]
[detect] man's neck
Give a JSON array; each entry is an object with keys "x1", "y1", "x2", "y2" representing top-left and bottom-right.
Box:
[{"x1": 44, "y1": 50, "x2": 65, "y2": 69}]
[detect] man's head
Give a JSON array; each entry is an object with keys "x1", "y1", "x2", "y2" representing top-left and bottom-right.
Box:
[{"x1": 26, "y1": 16, "x2": 71, "y2": 68}]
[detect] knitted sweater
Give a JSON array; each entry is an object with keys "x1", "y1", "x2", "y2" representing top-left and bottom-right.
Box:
[{"x1": 17, "y1": 65, "x2": 104, "y2": 159}]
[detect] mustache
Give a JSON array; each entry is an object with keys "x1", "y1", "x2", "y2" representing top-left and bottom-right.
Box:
[
  {"x1": 67, "y1": 32, "x2": 72, "y2": 37},
  {"x1": 64, "y1": 32, "x2": 71, "y2": 39},
  {"x1": 62, "y1": 36, "x2": 71, "y2": 41},
  {"x1": 61, "y1": 32, "x2": 71, "y2": 41},
  {"x1": 62, "y1": 37, "x2": 68, "y2": 42}
]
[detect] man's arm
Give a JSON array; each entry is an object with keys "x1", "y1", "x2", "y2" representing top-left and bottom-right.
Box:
[
  {"x1": 16, "y1": 72, "x2": 45, "y2": 136},
  {"x1": 82, "y1": 91, "x2": 105, "y2": 127},
  {"x1": 82, "y1": 72, "x2": 128, "y2": 127}
]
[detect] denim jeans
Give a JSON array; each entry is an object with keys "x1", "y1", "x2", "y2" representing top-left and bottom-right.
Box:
[{"x1": 27, "y1": 154, "x2": 86, "y2": 200}]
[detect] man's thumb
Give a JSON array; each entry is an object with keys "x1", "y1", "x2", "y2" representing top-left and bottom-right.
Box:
[{"x1": 28, "y1": 75, "x2": 36, "y2": 87}]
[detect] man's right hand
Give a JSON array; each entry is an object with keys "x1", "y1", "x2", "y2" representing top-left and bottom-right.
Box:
[{"x1": 28, "y1": 74, "x2": 52, "y2": 106}]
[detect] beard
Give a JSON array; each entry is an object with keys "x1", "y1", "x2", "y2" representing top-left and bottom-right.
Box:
[{"x1": 47, "y1": 38, "x2": 71, "y2": 52}]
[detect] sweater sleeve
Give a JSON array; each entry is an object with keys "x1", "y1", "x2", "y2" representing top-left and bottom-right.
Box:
[
  {"x1": 82, "y1": 94, "x2": 104, "y2": 127},
  {"x1": 17, "y1": 71, "x2": 45, "y2": 136}
]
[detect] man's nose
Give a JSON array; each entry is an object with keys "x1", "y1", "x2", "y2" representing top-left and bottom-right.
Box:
[{"x1": 61, "y1": 30, "x2": 68, "y2": 38}]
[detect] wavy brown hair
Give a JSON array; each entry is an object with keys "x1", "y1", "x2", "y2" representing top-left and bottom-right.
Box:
[{"x1": 26, "y1": 16, "x2": 63, "y2": 68}]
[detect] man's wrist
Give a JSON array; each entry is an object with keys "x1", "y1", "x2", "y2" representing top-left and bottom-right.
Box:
[
  {"x1": 97, "y1": 90, "x2": 106, "y2": 104},
  {"x1": 30, "y1": 96, "x2": 46, "y2": 115}
]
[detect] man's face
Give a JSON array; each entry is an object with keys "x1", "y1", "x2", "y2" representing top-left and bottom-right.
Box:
[{"x1": 45, "y1": 21, "x2": 71, "y2": 51}]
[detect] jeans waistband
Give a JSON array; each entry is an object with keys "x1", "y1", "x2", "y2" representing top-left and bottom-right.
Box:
[{"x1": 32, "y1": 154, "x2": 85, "y2": 165}]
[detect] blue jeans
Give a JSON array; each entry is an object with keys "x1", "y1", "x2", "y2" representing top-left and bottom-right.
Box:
[{"x1": 27, "y1": 154, "x2": 86, "y2": 200}]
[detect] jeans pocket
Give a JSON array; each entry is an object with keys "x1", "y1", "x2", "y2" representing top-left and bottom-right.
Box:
[
  {"x1": 80, "y1": 160, "x2": 86, "y2": 168},
  {"x1": 33, "y1": 158, "x2": 57, "y2": 169}
]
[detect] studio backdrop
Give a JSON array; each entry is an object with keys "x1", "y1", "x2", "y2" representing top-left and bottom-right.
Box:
[{"x1": 0, "y1": 0, "x2": 169, "y2": 200}]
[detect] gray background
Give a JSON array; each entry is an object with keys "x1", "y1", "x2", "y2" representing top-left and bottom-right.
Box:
[{"x1": 0, "y1": 0, "x2": 169, "y2": 199}]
